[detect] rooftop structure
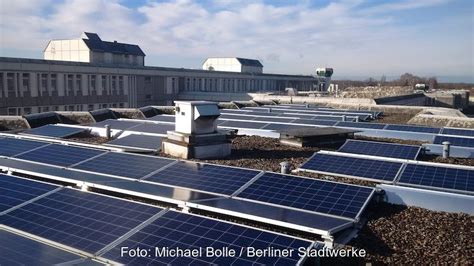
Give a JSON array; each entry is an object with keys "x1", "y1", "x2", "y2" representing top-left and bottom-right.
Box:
[
  {"x1": 203, "y1": 57, "x2": 263, "y2": 74},
  {"x1": 44, "y1": 32, "x2": 145, "y2": 66}
]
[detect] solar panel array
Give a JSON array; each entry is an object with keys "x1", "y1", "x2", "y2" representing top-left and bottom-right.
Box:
[
  {"x1": 73, "y1": 152, "x2": 175, "y2": 179},
  {"x1": 0, "y1": 174, "x2": 58, "y2": 212},
  {"x1": 385, "y1": 124, "x2": 441, "y2": 134},
  {"x1": 0, "y1": 174, "x2": 314, "y2": 265},
  {"x1": 93, "y1": 119, "x2": 143, "y2": 130},
  {"x1": 300, "y1": 153, "x2": 404, "y2": 182},
  {"x1": 246, "y1": 106, "x2": 374, "y2": 119},
  {"x1": 0, "y1": 138, "x2": 49, "y2": 157},
  {"x1": 87, "y1": 108, "x2": 470, "y2": 143},
  {"x1": 299, "y1": 151, "x2": 474, "y2": 194},
  {"x1": 221, "y1": 109, "x2": 361, "y2": 121},
  {"x1": 103, "y1": 211, "x2": 312, "y2": 265},
  {"x1": 336, "y1": 121, "x2": 386, "y2": 129},
  {"x1": 398, "y1": 164, "x2": 473, "y2": 193},
  {"x1": 433, "y1": 135, "x2": 474, "y2": 148},
  {"x1": 105, "y1": 134, "x2": 163, "y2": 151},
  {"x1": 260, "y1": 105, "x2": 382, "y2": 117},
  {"x1": 0, "y1": 188, "x2": 162, "y2": 254},
  {"x1": 0, "y1": 137, "x2": 376, "y2": 236},
  {"x1": 236, "y1": 172, "x2": 373, "y2": 219},
  {"x1": 441, "y1": 128, "x2": 474, "y2": 137},
  {"x1": 21, "y1": 124, "x2": 86, "y2": 138},
  {"x1": 15, "y1": 144, "x2": 105, "y2": 167},
  {"x1": 0, "y1": 230, "x2": 85, "y2": 266},
  {"x1": 220, "y1": 111, "x2": 350, "y2": 122},
  {"x1": 144, "y1": 162, "x2": 261, "y2": 195},
  {"x1": 339, "y1": 140, "x2": 421, "y2": 160}
]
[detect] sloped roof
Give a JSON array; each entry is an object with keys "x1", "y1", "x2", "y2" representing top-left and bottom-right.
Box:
[
  {"x1": 82, "y1": 32, "x2": 145, "y2": 56},
  {"x1": 235, "y1": 58, "x2": 263, "y2": 67}
]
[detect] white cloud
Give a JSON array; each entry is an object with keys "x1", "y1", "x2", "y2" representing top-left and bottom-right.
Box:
[{"x1": 0, "y1": 0, "x2": 470, "y2": 78}]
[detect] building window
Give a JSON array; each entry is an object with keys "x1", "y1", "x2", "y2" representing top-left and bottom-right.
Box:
[
  {"x1": 22, "y1": 73, "x2": 30, "y2": 96},
  {"x1": 75, "y1": 75, "x2": 81, "y2": 95},
  {"x1": 185, "y1": 78, "x2": 190, "y2": 91},
  {"x1": 118, "y1": 76, "x2": 124, "y2": 95},
  {"x1": 111, "y1": 76, "x2": 117, "y2": 94},
  {"x1": 101, "y1": 104, "x2": 108, "y2": 109},
  {"x1": 67, "y1": 74, "x2": 74, "y2": 96},
  {"x1": 170, "y1": 77, "x2": 176, "y2": 94},
  {"x1": 101, "y1": 76, "x2": 107, "y2": 95},
  {"x1": 145, "y1": 76, "x2": 151, "y2": 83},
  {"x1": 40, "y1": 74, "x2": 48, "y2": 96},
  {"x1": 89, "y1": 75, "x2": 96, "y2": 95},
  {"x1": 50, "y1": 74, "x2": 57, "y2": 95},
  {"x1": 0, "y1": 73, "x2": 4, "y2": 97},
  {"x1": 23, "y1": 107, "x2": 32, "y2": 115},
  {"x1": 68, "y1": 105, "x2": 75, "y2": 111},
  {"x1": 7, "y1": 108, "x2": 17, "y2": 116},
  {"x1": 119, "y1": 103, "x2": 124, "y2": 108},
  {"x1": 145, "y1": 94, "x2": 152, "y2": 99},
  {"x1": 7, "y1": 73, "x2": 16, "y2": 97},
  {"x1": 88, "y1": 104, "x2": 94, "y2": 111}
]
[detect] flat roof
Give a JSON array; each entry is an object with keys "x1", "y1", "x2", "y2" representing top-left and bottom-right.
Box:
[{"x1": 0, "y1": 57, "x2": 315, "y2": 79}]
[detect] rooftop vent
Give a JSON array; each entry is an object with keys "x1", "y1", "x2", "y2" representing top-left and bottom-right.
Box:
[{"x1": 162, "y1": 101, "x2": 231, "y2": 159}]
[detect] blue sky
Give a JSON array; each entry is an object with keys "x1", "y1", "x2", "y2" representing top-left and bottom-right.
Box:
[{"x1": 0, "y1": 0, "x2": 473, "y2": 82}]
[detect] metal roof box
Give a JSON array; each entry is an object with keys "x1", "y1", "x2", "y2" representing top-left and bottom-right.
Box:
[{"x1": 174, "y1": 101, "x2": 220, "y2": 134}]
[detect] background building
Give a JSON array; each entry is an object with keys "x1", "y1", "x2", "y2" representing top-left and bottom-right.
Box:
[
  {"x1": 0, "y1": 57, "x2": 316, "y2": 115},
  {"x1": 44, "y1": 32, "x2": 145, "y2": 66},
  {"x1": 202, "y1": 57, "x2": 263, "y2": 74},
  {"x1": 0, "y1": 33, "x2": 317, "y2": 115}
]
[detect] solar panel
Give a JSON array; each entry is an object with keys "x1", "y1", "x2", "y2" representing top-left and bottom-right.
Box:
[
  {"x1": 339, "y1": 140, "x2": 421, "y2": 160},
  {"x1": 74, "y1": 152, "x2": 175, "y2": 179},
  {"x1": 239, "y1": 111, "x2": 290, "y2": 117},
  {"x1": 441, "y1": 128, "x2": 474, "y2": 137},
  {"x1": 103, "y1": 211, "x2": 312, "y2": 265},
  {"x1": 398, "y1": 164, "x2": 473, "y2": 193},
  {"x1": 262, "y1": 123, "x2": 306, "y2": 131},
  {"x1": 385, "y1": 124, "x2": 441, "y2": 133},
  {"x1": 15, "y1": 144, "x2": 105, "y2": 167},
  {"x1": 0, "y1": 230, "x2": 84, "y2": 266},
  {"x1": 92, "y1": 119, "x2": 140, "y2": 130},
  {"x1": 105, "y1": 134, "x2": 163, "y2": 151},
  {"x1": 300, "y1": 153, "x2": 403, "y2": 182},
  {"x1": 0, "y1": 138, "x2": 49, "y2": 157},
  {"x1": 218, "y1": 120, "x2": 268, "y2": 129},
  {"x1": 236, "y1": 172, "x2": 373, "y2": 219},
  {"x1": 147, "y1": 115, "x2": 175, "y2": 122},
  {"x1": 0, "y1": 189, "x2": 162, "y2": 254},
  {"x1": 0, "y1": 174, "x2": 58, "y2": 212},
  {"x1": 129, "y1": 123, "x2": 175, "y2": 134},
  {"x1": 246, "y1": 117, "x2": 295, "y2": 123},
  {"x1": 336, "y1": 121, "x2": 386, "y2": 129},
  {"x1": 21, "y1": 124, "x2": 86, "y2": 138},
  {"x1": 144, "y1": 161, "x2": 260, "y2": 195},
  {"x1": 188, "y1": 197, "x2": 353, "y2": 233},
  {"x1": 293, "y1": 119, "x2": 338, "y2": 126},
  {"x1": 433, "y1": 135, "x2": 474, "y2": 148}
]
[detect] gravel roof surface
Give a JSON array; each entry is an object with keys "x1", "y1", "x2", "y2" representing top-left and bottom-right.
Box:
[
  {"x1": 347, "y1": 202, "x2": 473, "y2": 264},
  {"x1": 160, "y1": 135, "x2": 329, "y2": 173}
]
